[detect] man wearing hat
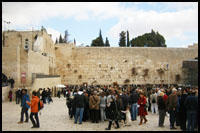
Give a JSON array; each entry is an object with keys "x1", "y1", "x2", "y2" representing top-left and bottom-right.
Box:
[{"x1": 166, "y1": 88, "x2": 178, "y2": 129}]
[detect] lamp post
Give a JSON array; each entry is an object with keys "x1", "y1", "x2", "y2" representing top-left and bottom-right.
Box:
[{"x1": 3, "y1": 20, "x2": 11, "y2": 31}]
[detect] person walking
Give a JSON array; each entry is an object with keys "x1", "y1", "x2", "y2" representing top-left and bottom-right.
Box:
[
  {"x1": 16, "y1": 88, "x2": 22, "y2": 104},
  {"x1": 57, "y1": 90, "x2": 61, "y2": 98},
  {"x1": 8, "y1": 90, "x2": 13, "y2": 102},
  {"x1": 26, "y1": 91, "x2": 40, "y2": 128},
  {"x1": 130, "y1": 89, "x2": 139, "y2": 121},
  {"x1": 41, "y1": 88, "x2": 46, "y2": 104},
  {"x1": 158, "y1": 92, "x2": 166, "y2": 127},
  {"x1": 120, "y1": 90, "x2": 129, "y2": 123},
  {"x1": 138, "y1": 92, "x2": 148, "y2": 125},
  {"x1": 179, "y1": 88, "x2": 188, "y2": 131},
  {"x1": 46, "y1": 88, "x2": 51, "y2": 104},
  {"x1": 150, "y1": 91, "x2": 158, "y2": 114},
  {"x1": 100, "y1": 92, "x2": 107, "y2": 122},
  {"x1": 89, "y1": 91, "x2": 100, "y2": 123},
  {"x1": 121, "y1": 106, "x2": 131, "y2": 126},
  {"x1": 184, "y1": 90, "x2": 198, "y2": 131},
  {"x1": 105, "y1": 89, "x2": 120, "y2": 130},
  {"x1": 18, "y1": 89, "x2": 30, "y2": 124},
  {"x1": 10, "y1": 78, "x2": 15, "y2": 88},
  {"x1": 166, "y1": 88, "x2": 178, "y2": 129},
  {"x1": 176, "y1": 90, "x2": 181, "y2": 127},
  {"x1": 74, "y1": 88, "x2": 86, "y2": 124},
  {"x1": 83, "y1": 90, "x2": 89, "y2": 121}
]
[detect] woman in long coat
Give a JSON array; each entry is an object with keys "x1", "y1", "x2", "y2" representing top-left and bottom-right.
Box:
[
  {"x1": 105, "y1": 89, "x2": 120, "y2": 130},
  {"x1": 138, "y1": 92, "x2": 148, "y2": 125}
]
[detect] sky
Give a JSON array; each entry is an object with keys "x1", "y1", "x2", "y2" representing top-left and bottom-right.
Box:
[{"x1": 2, "y1": 2, "x2": 198, "y2": 48}]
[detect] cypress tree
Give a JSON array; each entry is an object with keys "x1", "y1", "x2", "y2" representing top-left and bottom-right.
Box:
[
  {"x1": 119, "y1": 31, "x2": 126, "y2": 47},
  {"x1": 55, "y1": 38, "x2": 58, "y2": 44},
  {"x1": 105, "y1": 37, "x2": 110, "y2": 47},
  {"x1": 127, "y1": 30, "x2": 130, "y2": 47},
  {"x1": 99, "y1": 29, "x2": 104, "y2": 46},
  {"x1": 59, "y1": 34, "x2": 63, "y2": 43}
]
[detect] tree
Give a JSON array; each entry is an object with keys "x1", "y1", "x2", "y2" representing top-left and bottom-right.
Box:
[
  {"x1": 127, "y1": 30, "x2": 130, "y2": 47},
  {"x1": 99, "y1": 29, "x2": 104, "y2": 46},
  {"x1": 55, "y1": 38, "x2": 58, "y2": 44},
  {"x1": 91, "y1": 37, "x2": 102, "y2": 47},
  {"x1": 63, "y1": 30, "x2": 70, "y2": 43},
  {"x1": 59, "y1": 34, "x2": 63, "y2": 43},
  {"x1": 91, "y1": 29, "x2": 105, "y2": 47},
  {"x1": 105, "y1": 37, "x2": 110, "y2": 47},
  {"x1": 119, "y1": 31, "x2": 126, "y2": 47},
  {"x1": 130, "y1": 29, "x2": 166, "y2": 47}
]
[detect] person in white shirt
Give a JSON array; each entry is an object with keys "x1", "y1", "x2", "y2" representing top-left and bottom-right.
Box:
[
  {"x1": 150, "y1": 91, "x2": 158, "y2": 114},
  {"x1": 121, "y1": 106, "x2": 131, "y2": 126}
]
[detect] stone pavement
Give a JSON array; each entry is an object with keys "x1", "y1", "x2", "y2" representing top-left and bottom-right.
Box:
[{"x1": 2, "y1": 97, "x2": 182, "y2": 131}]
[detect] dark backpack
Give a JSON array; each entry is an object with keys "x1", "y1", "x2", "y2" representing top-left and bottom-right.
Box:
[
  {"x1": 152, "y1": 96, "x2": 156, "y2": 103},
  {"x1": 38, "y1": 100, "x2": 44, "y2": 111}
]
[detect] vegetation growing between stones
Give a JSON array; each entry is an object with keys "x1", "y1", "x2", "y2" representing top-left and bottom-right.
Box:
[
  {"x1": 74, "y1": 70, "x2": 77, "y2": 73},
  {"x1": 78, "y1": 75, "x2": 82, "y2": 79},
  {"x1": 124, "y1": 79, "x2": 130, "y2": 84},
  {"x1": 175, "y1": 74, "x2": 181, "y2": 81},
  {"x1": 143, "y1": 68, "x2": 149, "y2": 77},
  {"x1": 131, "y1": 67, "x2": 137, "y2": 76}
]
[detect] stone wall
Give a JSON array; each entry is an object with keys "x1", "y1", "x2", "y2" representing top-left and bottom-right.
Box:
[
  {"x1": 2, "y1": 47, "x2": 20, "y2": 86},
  {"x1": 32, "y1": 77, "x2": 61, "y2": 96},
  {"x1": 2, "y1": 86, "x2": 11, "y2": 102},
  {"x1": 55, "y1": 44, "x2": 198, "y2": 85},
  {"x1": 27, "y1": 50, "x2": 50, "y2": 86}
]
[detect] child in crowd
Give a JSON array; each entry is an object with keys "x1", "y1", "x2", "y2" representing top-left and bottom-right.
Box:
[{"x1": 121, "y1": 106, "x2": 131, "y2": 126}]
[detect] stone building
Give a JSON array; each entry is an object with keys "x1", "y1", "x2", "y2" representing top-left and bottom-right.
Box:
[
  {"x1": 2, "y1": 28, "x2": 198, "y2": 101},
  {"x1": 2, "y1": 28, "x2": 61, "y2": 101}
]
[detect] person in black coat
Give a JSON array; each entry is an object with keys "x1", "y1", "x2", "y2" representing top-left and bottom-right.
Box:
[
  {"x1": 82, "y1": 91, "x2": 89, "y2": 122},
  {"x1": 184, "y1": 90, "x2": 198, "y2": 131},
  {"x1": 179, "y1": 89, "x2": 188, "y2": 130},
  {"x1": 41, "y1": 89, "x2": 46, "y2": 104},
  {"x1": 120, "y1": 91, "x2": 129, "y2": 123},
  {"x1": 157, "y1": 92, "x2": 166, "y2": 127},
  {"x1": 70, "y1": 89, "x2": 77, "y2": 119},
  {"x1": 105, "y1": 90, "x2": 120, "y2": 130},
  {"x1": 10, "y1": 78, "x2": 15, "y2": 88}
]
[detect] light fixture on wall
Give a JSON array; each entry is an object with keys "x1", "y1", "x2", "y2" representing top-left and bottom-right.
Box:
[{"x1": 24, "y1": 39, "x2": 29, "y2": 51}]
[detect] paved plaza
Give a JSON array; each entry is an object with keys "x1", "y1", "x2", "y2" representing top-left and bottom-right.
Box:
[{"x1": 2, "y1": 97, "x2": 182, "y2": 131}]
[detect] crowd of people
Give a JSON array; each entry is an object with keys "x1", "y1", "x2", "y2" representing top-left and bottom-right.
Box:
[
  {"x1": 6, "y1": 83, "x2": 198, "y2": 131},
  {"x1": 65, "y1": 84, "x2": 198, "y2": 131}
]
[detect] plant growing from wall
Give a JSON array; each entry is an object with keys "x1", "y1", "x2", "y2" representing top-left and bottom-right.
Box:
[
  {"x1": 78, "y1": 75, "x2": 82, "y2": 79},
  {"x1": 175, "y1": 74, "x2": 181, "y2": 82},
  {"x1": 143, "y1": 68, "x2": 149, "y2": 81},
  {"x1": 131, "y1": 67, "x2": 137, "y2": 76},
  {"x1": 157, "y1": 68, "x2": 165, "y2": 84},
  {"x1": 143, "y1": 68, "x2": 149, "y2": 77},
  {"x1": 74, "y1": 70, "x2": 77, "y2": 73},
  {"x1": 67, "y1": 64, "x2": 71, "y2": 68},
  {"x1": 124, "y1": 79, "x2": 130, "y2": 84}
]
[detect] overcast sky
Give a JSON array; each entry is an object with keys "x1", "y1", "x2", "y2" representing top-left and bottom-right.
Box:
[{"x1": 2, "y1": 2, "x2": 198, "y2": 47}]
